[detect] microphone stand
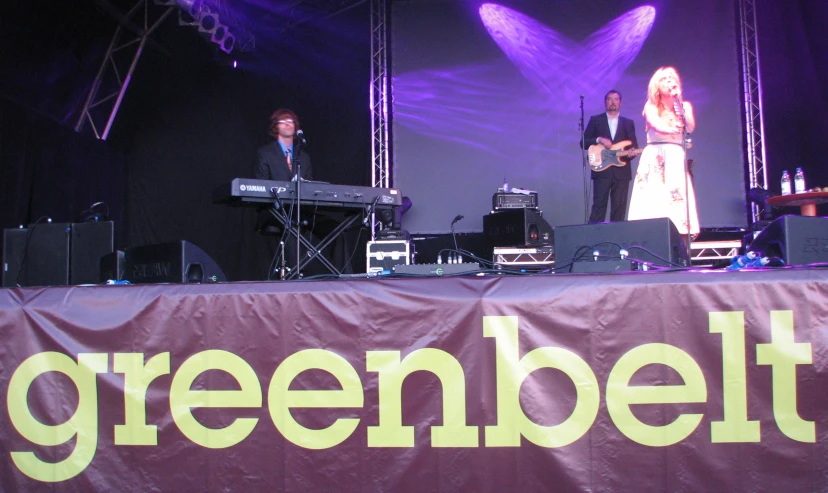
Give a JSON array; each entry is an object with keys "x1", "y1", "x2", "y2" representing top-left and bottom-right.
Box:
[
  {"x1": 293, "y1": 141, "x2": 303, "y2": 278},
  {"x1": 673, "y1": 94, "x2": 692, "y2": 262},
  {"x1": 579, "y1": 95, "x2": 589, "y2": 223},
  {"x1": 268, "y1": 187, "x2": 291, "y2": 280}
]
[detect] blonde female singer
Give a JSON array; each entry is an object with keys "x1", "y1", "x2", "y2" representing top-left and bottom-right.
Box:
[{"x1": 627, "y1": 66, "x2": 699, "y2": 236}]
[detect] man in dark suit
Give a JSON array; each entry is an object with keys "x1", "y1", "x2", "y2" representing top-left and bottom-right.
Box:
[
  {"x1": 255, "y1": 108, "x2": 313, "y2": 181},
  {"x1": 582, "y1": 90, "x2": 639, "y2": 223}
]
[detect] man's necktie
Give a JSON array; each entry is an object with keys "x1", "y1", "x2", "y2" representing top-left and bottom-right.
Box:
[{"x1": 285, "y1": 148, "x2": 292, "y2": 172}]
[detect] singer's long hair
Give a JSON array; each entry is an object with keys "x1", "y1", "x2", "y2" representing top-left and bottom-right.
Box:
[
  {"x1": 268, "y1": 109, "x2": 301, "y2": 139},
  {"x1": 644, "y1": 66, "x2": 682, "y2": 116}
]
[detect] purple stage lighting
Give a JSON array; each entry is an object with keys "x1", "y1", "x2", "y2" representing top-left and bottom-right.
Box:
[
  {"x1": 479, "y1": 4, "x2": 656, "y2": 100},
  {"x1": 395, "y1": 5, "x2": 656, "y2": 158}
]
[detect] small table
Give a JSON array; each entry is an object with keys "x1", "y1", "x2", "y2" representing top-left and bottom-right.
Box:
[{"x1": 766, "y1": 191, "x2": 828, "y2": 216}]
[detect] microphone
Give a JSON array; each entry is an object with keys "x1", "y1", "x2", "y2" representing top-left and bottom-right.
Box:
[
  {"x1": 450, "y1": 215, "x2": 464, "y2": 256},
  {"x1": 296, "y1": 130, "x2": 307, "y2": 148}
]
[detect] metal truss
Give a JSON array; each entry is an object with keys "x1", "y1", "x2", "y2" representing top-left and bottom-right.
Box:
[
  {"x1": 494, "y1": 247, "x2": 555, "y2": 268},
  {"x1": 370, "y1": 0, "x2": 390, "y2": 189},
  {"x1": 75, "y1": 0, "x2": 173, "y2": 140},
  {"x1": 690, "y1": 240, "x2": 742, "y2": 266},
  {"x1": 738, "y1": 0, "x2": 768, "y2": 227}
]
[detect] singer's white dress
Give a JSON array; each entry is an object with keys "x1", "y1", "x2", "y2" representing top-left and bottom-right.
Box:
[{"x1": 627, "y1": 126, "x2": 700, "y2": 235}]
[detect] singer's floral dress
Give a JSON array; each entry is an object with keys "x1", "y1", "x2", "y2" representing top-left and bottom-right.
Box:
[{"x1": 627, "y1": 124, "x2": 699, "y2": 236}]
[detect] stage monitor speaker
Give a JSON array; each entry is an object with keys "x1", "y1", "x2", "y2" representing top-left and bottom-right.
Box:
[
  {"x1": 483, "y1": 209, "x2": 554, "y2": 247},
  {"x1": 70, "y1": 221, "x2": 114, "y2": 285},
  {"x1": 124, "y1": 241, "x2": 227, "y2": 284},
  {"x1": 748, "y1": 215, "x2": 828, "y2": 265},
  {"x1": 2, "y1": 223, "x2": 70, "y2": 287},
  {"x1": 554, "y1": 218, "x2": 689, "y2": 272}
]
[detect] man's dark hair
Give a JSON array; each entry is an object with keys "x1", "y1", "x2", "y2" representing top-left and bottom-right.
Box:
[
  {"x1": 268, "y1": 109, "x2": 301, "y2": 139},
  {"x1": 605, "y1": 90, "x2": 622, "y2": 101}
]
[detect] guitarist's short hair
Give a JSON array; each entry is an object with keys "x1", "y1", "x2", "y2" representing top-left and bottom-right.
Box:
[{"x1": 605, "y1": 89, "x2": 622, "y2": 101}]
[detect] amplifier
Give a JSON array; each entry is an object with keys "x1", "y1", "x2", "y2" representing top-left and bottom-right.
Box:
[
  {"x1": 483, "y1": 209, "x2": 553, "y2": 247},
  {"x1": 492, "y1": 192, "x2": 538, "y2": 210}
]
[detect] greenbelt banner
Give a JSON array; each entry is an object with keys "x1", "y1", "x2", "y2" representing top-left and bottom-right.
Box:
[{"x1": 1, "y1": 270, "x2": 826, "y2": 492}]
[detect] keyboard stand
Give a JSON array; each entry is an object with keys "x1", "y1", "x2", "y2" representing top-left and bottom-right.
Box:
[{"x1": 266, "y1": 204, "x2": 361, "y2": 280}]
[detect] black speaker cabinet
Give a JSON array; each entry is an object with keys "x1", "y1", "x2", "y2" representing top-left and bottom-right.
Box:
[
  {"x1": 124, "y1": 241, "x2": 227, "y2": 284},
  {"x1": 483, "y1": 209, "x2": 554, "y2": 247},
  {"x1": 2, "y1": 223, "x2": 70, "y2": 287},
  {"x1": 554, "y1": 218, "x2": 689, "y2": 272},
  {"x1": 748, "y1": 215, "x2": 828, "y2": 265},
  {"x1": 70, "y1": 221, "x2": 114, "y2": 285},
  {"x1": 2, "y1": 228, "x2": 27, "y2": 287}
]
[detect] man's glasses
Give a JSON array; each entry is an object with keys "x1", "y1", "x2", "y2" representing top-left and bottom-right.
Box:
[{"x1": 276, "y1": 119, "x2": 295, "y2": 124}]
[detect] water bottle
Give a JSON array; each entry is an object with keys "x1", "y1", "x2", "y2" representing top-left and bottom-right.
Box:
[
  {"x1": 794, "y1": 168, "x2": 806, "y2": 194},
  {"x1": 780, "y1": 170, "x2": 791, "y2": 196},
  {"x1": 503, "y1": 178, "x2": 510, "y2": 193}
]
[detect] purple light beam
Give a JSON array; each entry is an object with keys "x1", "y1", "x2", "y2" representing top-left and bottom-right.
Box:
[{"x1": 479, "y1": 4, "x2": 656, "y2": 101}]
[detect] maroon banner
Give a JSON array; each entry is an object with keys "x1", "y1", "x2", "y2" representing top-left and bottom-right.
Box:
[{"x1": 1, "y1": 270, "x2": 827, "y2": 492}]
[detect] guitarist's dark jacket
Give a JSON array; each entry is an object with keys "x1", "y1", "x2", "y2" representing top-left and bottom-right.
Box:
[{"x1": 582, "y1": 113, "x2": 639, "y2": 180}]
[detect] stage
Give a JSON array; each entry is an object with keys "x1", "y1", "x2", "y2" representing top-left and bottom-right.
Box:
[{"x1": 1, "y1": 267, "x2": 827, "y2": 492}]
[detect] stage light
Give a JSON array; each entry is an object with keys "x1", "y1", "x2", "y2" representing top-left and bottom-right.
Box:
[
  {"x1": 198, "y1": 11, "x2": 219, "y2": 34},
  {"x1": 378, "y1": 197, "x2": 412, "y2": 230},
  {"x1": 211, "y1": 23, "x2": 229, "y2": 43},
  {"x1": 169, "y1": 0, "x2": 242, "y2": 55},
  {"x1": 219, "y1": 33, "x2": 236, "y2": 54}
]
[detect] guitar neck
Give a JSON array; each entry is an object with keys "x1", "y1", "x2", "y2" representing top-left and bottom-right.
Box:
[{"x1": 617, "y1": 149, "x2": 643, "y2": 158}]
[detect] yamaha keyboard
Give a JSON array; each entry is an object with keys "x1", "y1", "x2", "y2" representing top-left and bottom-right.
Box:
[{"x1": 214, "y1": 178, "x2": 402, "y2": 209}]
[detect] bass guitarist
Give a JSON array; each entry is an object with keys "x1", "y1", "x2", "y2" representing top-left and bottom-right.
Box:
[{"x1": 581, "y1": 90, "x2": 639, "y2": 223}]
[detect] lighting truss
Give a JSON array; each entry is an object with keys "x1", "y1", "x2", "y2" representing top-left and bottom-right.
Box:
[
  {"x1": 738, "y1": 0, "x2": 768, "y2": 228},
  {"x1": 370, "y1": 0, "x2": 390, "y2": 189},
  {"x1": 75, "y1": 0, "x2": 174, "y2": 140}
]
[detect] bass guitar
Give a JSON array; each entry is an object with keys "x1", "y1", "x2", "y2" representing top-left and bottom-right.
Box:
[{"x1": 587, "y1": 140, "x2": 643, "y2": 172}]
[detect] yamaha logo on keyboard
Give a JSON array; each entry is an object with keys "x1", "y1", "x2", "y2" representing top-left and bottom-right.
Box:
[{"x1": 239, "y1": 184, "x2": 267, "y2": 193}]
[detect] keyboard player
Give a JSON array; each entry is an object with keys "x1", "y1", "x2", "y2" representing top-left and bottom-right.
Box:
[{"x1": 253, "y1": 109, "x2": 324, "y2": 278}]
